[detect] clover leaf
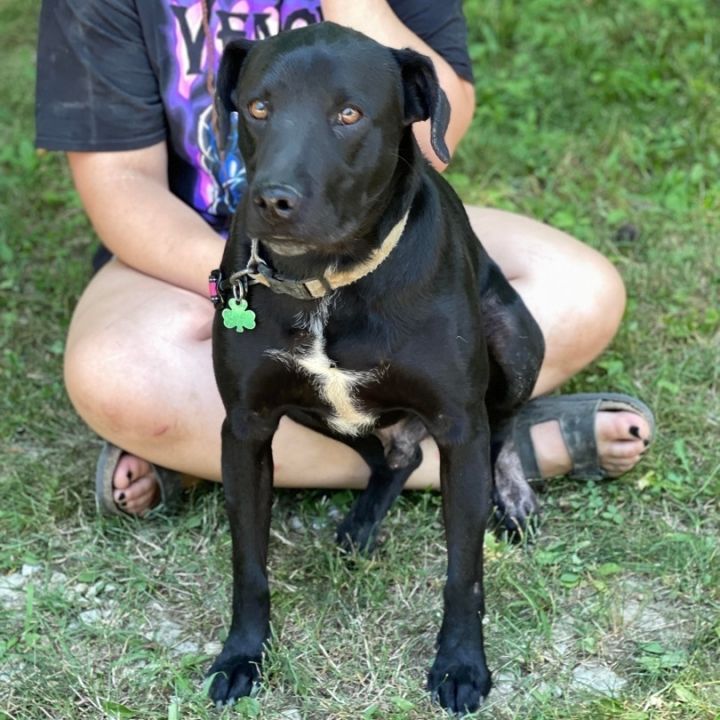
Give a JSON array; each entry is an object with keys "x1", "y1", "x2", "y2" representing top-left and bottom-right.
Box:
[{"x1": 222, "y1": 298, "x2": 257, "y2": 333}]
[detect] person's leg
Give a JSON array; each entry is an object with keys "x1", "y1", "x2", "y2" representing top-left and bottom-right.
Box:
[
  {"x1": 468, "y1": 207, "x2": 651, "y2": 478},
  {"x1": 64, "y1": 260, "x2": 383, "y2": 513},
  {"x1": 65, "y1": 209, "x2": 651, "y2": 515}
]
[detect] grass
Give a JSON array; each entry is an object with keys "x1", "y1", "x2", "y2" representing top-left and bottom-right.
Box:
[{"x1": 1, "y1": 0, "x2": 719, "y2": 718}]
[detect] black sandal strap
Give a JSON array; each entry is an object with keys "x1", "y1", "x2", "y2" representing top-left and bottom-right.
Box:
[{"x1": 494, "y1": 393, "x2": 656, "y2": 482}]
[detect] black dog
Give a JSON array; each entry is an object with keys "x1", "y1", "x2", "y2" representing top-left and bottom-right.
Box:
[{"x1": 208, "y1": 22, "x2": 544, "y2": 714}]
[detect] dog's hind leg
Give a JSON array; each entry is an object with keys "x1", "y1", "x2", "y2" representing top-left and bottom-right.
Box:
[
  {"x1": 479, "y1": 260, "x2": 544, "y2": 540},
  {"x1": 492, "y1": 437, "x2": 540, "y2": 541},
  {"x1": 479, "y1": 259, "x2": 545, "y2": 421},
  {"x1": 335, "y1": 427, "x2": 423, "y2": 554}
]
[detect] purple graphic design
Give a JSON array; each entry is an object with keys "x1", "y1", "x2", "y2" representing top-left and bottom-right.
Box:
[{"x1": 160, "y1": 1, "x2": 322, "y2": 229}]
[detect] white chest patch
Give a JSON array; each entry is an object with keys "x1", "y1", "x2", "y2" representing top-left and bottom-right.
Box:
[{"x1": 267, "y1": 299, "x2": 379, "y2": 436}]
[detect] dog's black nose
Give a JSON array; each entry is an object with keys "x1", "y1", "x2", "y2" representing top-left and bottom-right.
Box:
[{"x1": 252, "y1": 184, "x2": 302, "y2": 220}]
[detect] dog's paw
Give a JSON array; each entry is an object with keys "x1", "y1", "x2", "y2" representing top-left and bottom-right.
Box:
[
  {"x1": 335, "y1": 513, "x2": 379, "y2": 555},
  {"x1": 493, "y1": 439, "x2": 541, "y2": 541},
  {"x1": 493, "y1": 484, "x2": 541, "y2": 540},
  {"x1": 427, "y1": 654, "x2": 492, "y2": 715},
  {"x1": 207, "y1": 654, "x2": 262, "y2": 706}
]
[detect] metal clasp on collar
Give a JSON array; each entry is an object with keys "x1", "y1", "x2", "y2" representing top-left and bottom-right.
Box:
[
  {"x1": 231, "y1": 274, "x2": 249, "y2": 302},
  {"x1": 208, "y1": 269, "x2": 223, "y2": 308},
  {"x1": 209, "y1": 268, "x2": 249, "y2": 307},
  {"x1": 208, "y1": 250, "x2": 256, "y2": 309}
]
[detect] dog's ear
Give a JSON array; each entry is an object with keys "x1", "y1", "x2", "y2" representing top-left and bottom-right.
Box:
[
  {"x1": 391, "y1": 48, "x2": 451, "y2": 164},
  {"x1": 215, "y1": 38, "x2": 255, "y2": 151}
]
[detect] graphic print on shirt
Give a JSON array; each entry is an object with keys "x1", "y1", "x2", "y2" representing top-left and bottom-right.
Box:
[{"x1": 164, "y1": 1, "x2": 322, "y2": 228}]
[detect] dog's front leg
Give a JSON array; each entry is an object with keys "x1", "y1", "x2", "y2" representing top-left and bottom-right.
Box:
[
  {"x1": 208, "y1": 414, "x2": 276, "y2": 705},
  {"x1": 428, "y1": 426, "x2": 493, "y2": 715}
]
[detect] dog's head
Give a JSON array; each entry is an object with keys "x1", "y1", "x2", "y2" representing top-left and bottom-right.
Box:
[{"x1": 215, "y1": 22, "x2": 450, "y2": 254}]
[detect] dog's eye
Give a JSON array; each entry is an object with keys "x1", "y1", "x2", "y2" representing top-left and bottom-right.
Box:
[
  {"x1": 248, "y1": 99, "x2": 269, "y2": 120},
  {"x1": 338, "y1": 106, "x2": 363, "y2": 126}
]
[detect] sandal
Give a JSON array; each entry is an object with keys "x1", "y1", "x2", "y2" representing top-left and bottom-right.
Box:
[
  {"x1": 494, "y1": 393, "x2": 656, "y2": 481},
  {"x1": 95, "y1": 442, "x2": 184, "y2": 516}
]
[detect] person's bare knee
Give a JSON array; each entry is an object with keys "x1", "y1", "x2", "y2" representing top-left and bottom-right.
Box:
[
  {"x1": 533, "y1": 250, "x2": 626, "y2": 392},
  {"x1": 577, "y1": 251, "x2": 626, "y2": 354},
  {"x1": 465, "y1": 206, "x2": 627, "y2": 394},
  {"x1": 63, "y1": 263, "x2": 211, "y2": 448},
  {"x1": 64, "y1": 321, "x2": 171, "y2": 444}
]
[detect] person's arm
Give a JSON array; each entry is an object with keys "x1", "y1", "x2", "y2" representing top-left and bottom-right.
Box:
[
  {"x1": 320, "y1": 0, "x2": 475, "y2": 170},
  {"x1": 68, "y1": 142, "x2": 224, "y2": 294}
]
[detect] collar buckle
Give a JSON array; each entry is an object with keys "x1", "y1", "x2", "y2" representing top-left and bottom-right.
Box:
[{"x1": 208, "y1": 269, "x2": 224, "y2": 308}]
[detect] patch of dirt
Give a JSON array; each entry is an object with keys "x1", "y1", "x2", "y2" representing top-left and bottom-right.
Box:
[{"x1": 570, "y1": 662, "x2": 627, "y2": 696}]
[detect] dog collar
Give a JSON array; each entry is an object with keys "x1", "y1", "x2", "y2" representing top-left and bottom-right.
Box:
[{"x1": 209, "y1": 210, "x2": 409, "y2": 308}]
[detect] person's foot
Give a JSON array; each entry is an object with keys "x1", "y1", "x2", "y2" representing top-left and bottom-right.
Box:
[
  {"x1": 96, "y1": 443, "x2": 185, "y2": 518},
  {"x1": 112, "y1": 453, "x2": 161, "y2": 515},
  {"x1": 492, "y1": 393, "x2": 655, "y2": 535},
  {"x1": 530, "y1": 409, "x2": 652, "y2": 479}
]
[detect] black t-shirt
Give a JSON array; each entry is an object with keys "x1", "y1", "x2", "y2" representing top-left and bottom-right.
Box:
[{"x1": 36, "y1": 0, "x2": 473, "y2": 231}]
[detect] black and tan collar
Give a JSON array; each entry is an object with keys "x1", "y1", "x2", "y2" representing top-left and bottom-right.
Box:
[{"x1": 209, "y1": 210, "x2": 409, "y2": 306}]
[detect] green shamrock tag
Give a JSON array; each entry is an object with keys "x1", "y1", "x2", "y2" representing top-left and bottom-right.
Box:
[{"x1": 222, "y1": 298, "x2": 257, "y2": 333}]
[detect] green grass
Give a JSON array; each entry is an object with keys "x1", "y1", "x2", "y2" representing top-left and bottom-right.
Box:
[{"x1": 2, "y1": 1, "x2": 719, "y2": 718}]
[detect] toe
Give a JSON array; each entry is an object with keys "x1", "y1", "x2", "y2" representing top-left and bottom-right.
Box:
[
  {"x1": 602, "y1": 410, "x2": 652, "y2": 444},
  {"x1": 595, "y1": 410, "x2": 652, "y2": 477},
  {"x1": 120, "y1": 476, "x2": 158, "y2": 514},
  {"x1": 112, "y1": 457, "x2": 159, "y2": 515},
  {"x1": 603, "y1": 459, "x2": 637, "y2": 477},
  {"x1": 605, "y1": 439, "x2": 646, "y2": 460},
  {"x1": 113, "y1": 454, "x2": 153, "y2": 491},
  {"x1": 599, "y1": 445, "x2": 644, "y2": 477}
]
